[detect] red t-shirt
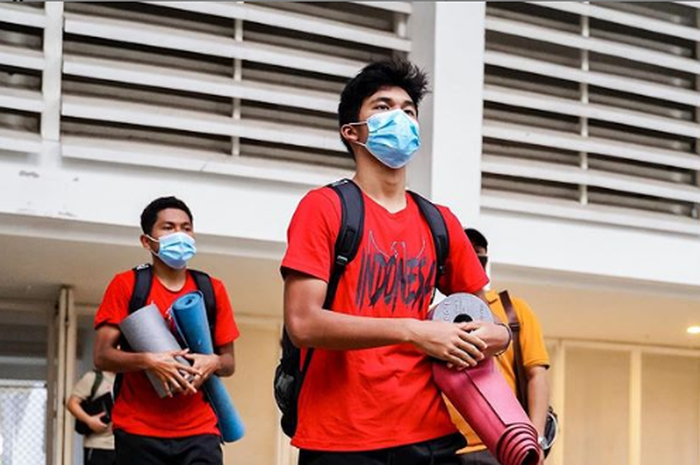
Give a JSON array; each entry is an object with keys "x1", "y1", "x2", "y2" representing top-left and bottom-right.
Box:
[
  {"x1": 94, "y1": 270, "x2": 240, "y2": 438},
  {"x1": 281, "y1": 186, "x2": 489, "y2": 451}
]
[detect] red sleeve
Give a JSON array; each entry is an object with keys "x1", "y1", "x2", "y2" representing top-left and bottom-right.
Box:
[
  {"x1": 280, "y1": 188, "x2": 341, "y2": 283},
  {"x1": 211, "y1": 278, "x2": 240, "y2": 347},
  {"x1": 437, "y1": 206, "x2": 489, "y2": 295},
  {"x1": 94, "y1": 272, "x2": 133, "y2": 329}
]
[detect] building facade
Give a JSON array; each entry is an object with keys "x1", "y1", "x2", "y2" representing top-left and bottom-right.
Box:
[{"x1": 0, "y1": 2, "x2": 699, "y2": 464}]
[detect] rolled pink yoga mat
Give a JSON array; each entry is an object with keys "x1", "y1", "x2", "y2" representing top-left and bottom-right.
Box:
[{"x1": 431, "y1": 293, "x2": 540, "y2": 465}]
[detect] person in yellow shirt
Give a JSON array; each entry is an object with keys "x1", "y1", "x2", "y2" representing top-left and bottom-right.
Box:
[{"x1": 452, "y1": 228, "x2": 550, "y2": 464}]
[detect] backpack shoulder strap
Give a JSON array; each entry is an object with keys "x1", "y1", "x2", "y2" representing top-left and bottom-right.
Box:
[
  {"x1": 89, "y1": 370, "x2": 103, "y2": 400},
  {"x1": 499, "y1": 290, "x2": 529, "y2": 413},
  {"x1": 129, "y1": 264, "x2": 153, "y2": 314},
  {"x1": 326, "y1": 178, "x2": 364, "y2": 309},
  {"x1": 408, "y1": 191, "x2": 449, "y2": 288},
  {"x1": 115, "y1": 264, "x2": 153, "y2": 398},
  {"x1": 295, "y1": 179, "x2": 365, "y2": 377},
  {"x1": 189, "y1": 269, "x2": 217, "y2": 340},
  {"x1": 500, "y1": 290, "x2": 520, "y2": 328}
]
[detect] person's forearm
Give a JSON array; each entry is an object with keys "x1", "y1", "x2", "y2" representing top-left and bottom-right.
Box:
[
  {"x1": 286, "y1": 307, "x2": 416, "y2": 350},
  {"x1": 94, "y1": 346, "x2": 152, "y2": 373},
  {"x1": 214, "y1": 352, "x2": 235, "y2": 377},
  {"x1": 527, "y1": 369, "x2": 550, "y2": 436},
  {"x1": 475, "y1": 322, "x2": 511, "y2": 357},
  {"x1": 474, "y1": 288, "x2": 489, "y2": 306},
  {"x1": 284, "y1": 277, "x2": 495, "y2": 370},
  {"x1": 67, "y1": 397, "x2": 91, "y2": 423},
  {"x1": 470, "y1": 289, "x2": 510, "y2": 356}
]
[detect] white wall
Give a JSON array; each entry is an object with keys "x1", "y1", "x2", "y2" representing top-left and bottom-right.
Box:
[
  {"x1": 0, "y1": 142, "x2": 349, "y2": 248},
  {"x1": 482, "y1": 209, "x2": 700, "y2": 287},
  {"x1": 408, "y1": 1, "x2": 485, "y2": 227},
  {"x1": 407, "y1": 2, "x2": 700, "y2": 291},
  {"x1": 2, "y1": 1, "x2": 697, "y2": 291}
]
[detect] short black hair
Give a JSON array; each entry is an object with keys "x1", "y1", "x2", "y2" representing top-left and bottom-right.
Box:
[
  {"x1": 465, "y1": 228, "x2": 488, "y2": 252},
  {"x1": 338, "y1": 58, "x2": 429, "y2": 155},
  {"x1": 140, "y1": 196, "x2": 193, "y2": 235}
]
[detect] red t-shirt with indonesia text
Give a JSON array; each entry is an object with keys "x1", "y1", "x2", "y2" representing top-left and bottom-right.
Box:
[
  {"x1": 94, "y1": 270, "x2": 239, "y2": 438},
  {"x1": 281, "y1": 185, "x2": 489, "y2": 451}
]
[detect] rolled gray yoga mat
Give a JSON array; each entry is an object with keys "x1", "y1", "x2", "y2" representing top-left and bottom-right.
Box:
[{"x1": 119, "y1": 304, "x2": 191, "y2": 398}]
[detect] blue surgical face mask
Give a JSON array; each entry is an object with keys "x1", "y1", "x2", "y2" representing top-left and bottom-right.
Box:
[
  {"x1": 348, "y1": 109, "x2": 420, "y2": 169},
  {"x1": 147, "y1": 232, "x2": 196, "y2": 270}
]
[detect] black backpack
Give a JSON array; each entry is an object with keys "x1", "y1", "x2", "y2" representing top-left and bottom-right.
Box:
[
  {"x1": 274, "y1": 179, "x2": 450, "y2": 437},
  {"x1": 113, "y1": 264, "x2": 217, "y2": 398}
]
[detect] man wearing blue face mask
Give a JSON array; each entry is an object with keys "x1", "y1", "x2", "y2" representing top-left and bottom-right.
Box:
[
  {"x1": 93, "y1": 196, "x2": 240, "y2": 465},
  {"x1": 279, "y1": 59, "x2": 511, "y2": 465}
]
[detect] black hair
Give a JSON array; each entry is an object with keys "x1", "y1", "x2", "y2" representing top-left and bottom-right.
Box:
[
  {"x1": 338, "y1": 58, "x2": 429, "y2": 155},
  {"x1": 140, "y1": 196, "x2": 193, "y2": 235},
  {"x1": 464, "y1": 228, "x2": 488, "y2": 252}
]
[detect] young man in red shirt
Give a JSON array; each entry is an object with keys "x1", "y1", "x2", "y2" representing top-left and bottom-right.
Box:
[
  {"x1": 93, "y1": 196, "x2": 239, "y2": 465},
  {"x1": 282, "y1": 59, "x2": 511, "y2": 464}
]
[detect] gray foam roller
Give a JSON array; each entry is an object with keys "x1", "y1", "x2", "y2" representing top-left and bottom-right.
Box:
[
  {"x1": 430, "y1": 293, "x2": 495, "y2": 324},
  {"x1": 119, "y1": 304, "x2": 191, "y2": 398}
]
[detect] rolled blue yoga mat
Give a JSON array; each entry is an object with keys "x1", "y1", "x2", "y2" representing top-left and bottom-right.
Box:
[{"x1": 171, "y1": 291, "x2": 245, "y2": 442}]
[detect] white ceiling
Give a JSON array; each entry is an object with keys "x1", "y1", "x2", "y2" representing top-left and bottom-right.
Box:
[
  {"x1": 0, "y1": 234, "x2": 284, "y2": 319},
  {"x1": 495, "y1": 264, "x2": 700, "y2": 349}
]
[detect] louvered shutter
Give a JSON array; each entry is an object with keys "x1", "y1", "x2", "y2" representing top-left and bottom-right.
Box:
[
  {"x1": 58, "y1": 2, "x2": 411, "y2": 169},
  {"x1": 482, "y1": 2, "x2": 700, "y2": 235},
  {"x1": 0, "y1": 3, "x2": 45, "y2": 154}
]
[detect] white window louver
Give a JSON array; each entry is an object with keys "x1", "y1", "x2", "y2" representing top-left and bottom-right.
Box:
[
  {"x1": 0, "y1": 3, "x2": 45, "y2": 154},
  {"x1": 482, "y1": 2, "x2": 700, "y2": 235},
  {"x1": 56, "y1": 1, "x2": 411, "y2": 170}
]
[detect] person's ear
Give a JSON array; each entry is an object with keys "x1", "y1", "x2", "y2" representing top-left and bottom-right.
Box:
[
  {"x1": 340, "y1": 124, "x2": 361, "y2": 145},
  {"x1": 140, "y1": 234, "x2": 154, "y2": 252}
]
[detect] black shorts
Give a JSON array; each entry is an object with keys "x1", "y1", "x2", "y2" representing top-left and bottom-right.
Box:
[
  {"x1": 299, "y1": 433, "x2": 467, "y2": 465},
  {"x1": 84, "y1": 448, "x2": 115, "y2": 465},
  {"x1": 456, "y1": 449, "x2": 501, "y2": 465},
  {"x1": 114, "y1": 430, "x2": 222, "y2": 465}
]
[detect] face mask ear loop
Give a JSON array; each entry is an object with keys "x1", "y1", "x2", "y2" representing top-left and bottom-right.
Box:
[
  {"x1": 342, "y1": 121, "x2": 368, "y2": 149},
  {"x1": 145, "y1": 234, "x2": 160, "y2": 257},
  {"x1": 346, "y1": 120, "x2": 367, "y2": 127}
]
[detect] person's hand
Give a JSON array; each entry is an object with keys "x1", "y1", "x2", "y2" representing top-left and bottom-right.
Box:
[
  {"x1": 183, "y1": 353, "x2": 221, "y2": 390},
  {"x1": 409, "y1": 320, "x2": 487, "y2": 369},
  {"x1": 146, "y1": 349, "x2": 201, "y2": 396},
  {"x1": 86, "y1": 412, "x2": 109, "y2": 434},
  {"x1": 467, "y1": 321, "x2": 511, "y2": 357}
]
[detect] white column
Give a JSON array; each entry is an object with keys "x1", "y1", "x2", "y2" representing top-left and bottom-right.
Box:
[
  {"x1": 62, "y1": 287, "x2": 77, "y2": 465},
  {"x1": 232, "y1": 18, "x2": 243, "y2": 157},
  {"x1": 41, "y1": 2, "x2": 64, "y2": 142},
  {"x1": 46, "y1": 304, "x2": 58, "y2": 465},
  {"x1": 550, "y1": 340, "x2": 566, "y2": 465},
  {"x1": 53, "y1": 288, "x2": 68, "y2": 465},
  {"x1": 628, "y1": 350, "x2": 642, "y2": 465},
  {"x1": 408, "y1": 2, "x2": 486, "y2": 226}
]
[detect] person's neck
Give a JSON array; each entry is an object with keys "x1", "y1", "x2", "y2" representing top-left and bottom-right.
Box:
[
  {"x1": 353, "y1": 154, "x2": 407, "y2": 213},
  {"x1": 152, "y1": 259, "x2": 188, "y2": 291}
]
